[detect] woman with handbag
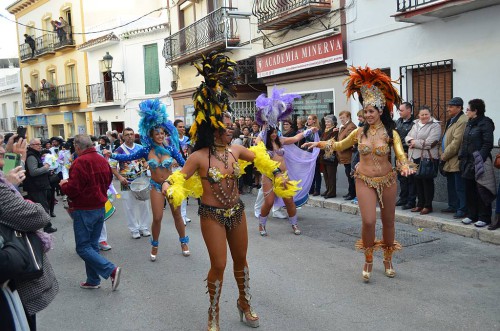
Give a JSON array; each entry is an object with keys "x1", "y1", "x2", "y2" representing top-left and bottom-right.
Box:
[
  {"x1": 405, "y1": 106, "x2": 441, "y2": 215},
  {"x1": 458, "y1": 99, "x2": 495, "y2": 228},
  {"x1": 320, "y1": 115, "x2": 339, "y2": 199},
  {"x1": 0, "y1": 143, "x2": 58, "y2": 331}
]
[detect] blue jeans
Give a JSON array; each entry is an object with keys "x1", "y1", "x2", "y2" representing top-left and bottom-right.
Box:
[
  {"x1": 446, "y1": 172, "x2": 467, "y2": 213},
  {"x1": 71, "y1": 208, "x2": 115, "y2": 285}
]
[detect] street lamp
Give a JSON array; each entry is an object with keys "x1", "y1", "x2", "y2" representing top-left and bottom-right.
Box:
[{"x1": 102, "y1": 52, "x2": 125, "y2": 83}]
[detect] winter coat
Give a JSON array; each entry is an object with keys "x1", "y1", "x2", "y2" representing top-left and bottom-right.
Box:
[
  {"x1": 336, "y1": 121, "x2": 357, "y2": 164},
  {"x1": 458, "y1": 115, "x2": 495, "y2": 179},
  {"x1": 395, "y1": 115, "x2": 414, "y2": 152},
  {"x1": 440, "y1": 112, "x2": 467, "y2": 172},
  {"x1": 319, "y1": 127, "x2": 338, "y2": 165},
  {"x1": 405, "y1": 118, "x2": 442, "y2": 160}
]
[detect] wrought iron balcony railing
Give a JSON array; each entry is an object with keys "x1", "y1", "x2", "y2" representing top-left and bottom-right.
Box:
[
  {"x1": 86, "y1": 80, "x2": 121, "y2": 105},
  {"x1": 252, "y1": 0, "x2": 332, "y2": 30},
  {"x1": 34, "y1": 33, "x2": 55, "y2": 56},
  {"x1": 20, "y1": 42, "x2": 35, "y2": 62},
  {"x1": 54, "y1": 26, "x2": 75, "y2": 50},
  {"x1": 162, "y1": 7, "x2": 240, "y2": 65},
  {"x1": 24, "y1": 83, "x2": 80, "y2": 109},
  {"x1": 397, "y1": 0, "x2": 440, "y2": 12}
]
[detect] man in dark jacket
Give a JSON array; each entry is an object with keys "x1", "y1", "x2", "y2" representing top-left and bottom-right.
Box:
[
  {"x1": 24, "y1": 138, "x2": 57, "y2": 233},
  {"x1": 23, "y1": 34, "x2": 36, "y2": 57},
  {"x1": 395, "y1": 102, "x2": 416, "y2": 209},
  {"x1": 60, "y1": 134, "x2": 122, "y2": 290}
]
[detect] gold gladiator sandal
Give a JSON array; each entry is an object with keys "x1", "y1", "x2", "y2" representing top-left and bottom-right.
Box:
[
  {"x1": 234, "y1": 267, "x2": 260, "y2": 328},
  {"x1": 355, "y1": 239, "x2": 379, "y2": 282},
  {"x1": 381, "y1": 241, "x2": 402, "y2": 278},
  {"x1": 206, "y1": 278, "x2": 222, "y2": 331}
]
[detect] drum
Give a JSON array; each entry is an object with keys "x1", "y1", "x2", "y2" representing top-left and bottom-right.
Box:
[
  {"x1": 130, "y1": 176, "x2": 151, "y2": 201},
  {"x1": 104, "y1": 200, "x2": 115, "y2": 221}
]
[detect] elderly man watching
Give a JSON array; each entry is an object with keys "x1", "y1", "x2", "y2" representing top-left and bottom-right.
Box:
[
  {"x1": 24, "y1": 138, "x2": 57, "y2": 233},
  {"x1": 60, "y1": 134, "x2": 122, "y2": 290}
]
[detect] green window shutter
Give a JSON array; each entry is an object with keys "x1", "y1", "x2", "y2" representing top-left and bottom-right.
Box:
[{"x1": 144, "y1": 44, "x2": 160, "y2": 94}]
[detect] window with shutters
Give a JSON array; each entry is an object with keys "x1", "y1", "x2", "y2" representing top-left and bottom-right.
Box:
[
  {"x1": 144, "y1": 44, "x2": 160, "y2": 95},
  {"x1": 400, "y1": 59, "x2": 453, "y2": 130}
]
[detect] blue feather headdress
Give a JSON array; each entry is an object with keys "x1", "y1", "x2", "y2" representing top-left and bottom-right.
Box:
[
  {"x1": 137, "y1": 99, "x2": 180, "y2": 152},
  {"x1": 255, "y1": 86, "x2": 301, "y2": 129}
]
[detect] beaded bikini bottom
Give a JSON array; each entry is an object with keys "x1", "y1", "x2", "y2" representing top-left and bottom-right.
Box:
[
  {"x1": 353, "y1": 169, "x2": 397, "y2": 208},
  {"x1": 198, "y1": 199, "x2": 245, "y2": 230}
]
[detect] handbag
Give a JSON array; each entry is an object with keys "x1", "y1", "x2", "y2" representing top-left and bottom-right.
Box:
[
  {"x1": 0, "y1": 224, "x2": 44, "y2": 281},
  {"x1": 495, "y1": 153, "x2": 500, "y2": 169},
  {"x1": 415, "y1": 148, "x2": 438, "y2": 179}
]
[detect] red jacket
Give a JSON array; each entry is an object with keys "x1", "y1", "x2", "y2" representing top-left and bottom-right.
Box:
[{"x1": 61, "y1": 147, "x2": 112, "y2": 210}]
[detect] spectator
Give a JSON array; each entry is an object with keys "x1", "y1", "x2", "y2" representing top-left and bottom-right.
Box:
[
  {"x1": 440, "y1": 97, "x2": 468, "y2": 218},
  {"x1": 459, "y1": 99, "x2": 495, "y2": 227},
  {"x1": 97, "y1": 135, "x2": 111, "y2": 154},
  {"x1": 281, "y1": 119, "x2": 296, "y2": 137},
  {"x1": 24, "y1": 84, "x2": 36, "y2": 105},
  {"x1": 40, "y1": 79, "x2": 57, "y2": 104},
  {"x1": 307, "y1": 114, "x2": 322, "y2": 196},
  {"x1": 406, "y1": 106, "x2": 441, "y2": 215},
  {"x1": 0, "y1": 140, "x2": 59, "y2": 331},
  {"x1": 51, "y1": 20, "x2": 64, "y2": 43},
  {"x1": 296, "y1": 116, "x2": 307, "y2": 147},
  {"x1": 238, "y1": 116, "x2": 245, "y2": 129},
  {"x1": 395, "y1": 102, "x2": 416, "y2": 210},
  {"x1": 320, "y1": 115, "x2": 338, "y2": 199},
  {"x1": 59, "y1": 17, "x2": 70, "y2": 42},
  {"x1": 23, "y1": 34, "x2": 36, "y2": 57},
  {"x1": 489, "y1": 137, "x2": 500, "y2": 230},
  {"x1": 250, "y1": 122, "x2": 261, "y2": 188},
  {"x1": 60, "y1": 134, "x2": 122, "y2": 290},
  {"x1": 337, "y1": 110, "x2": 357, "y2": 200},
  {"x1": 111, "y1": 132, "x2": 120, "y2": 151},
  {"x1": 244, "y1": 116, "x2": 253, "y2": 131},
  {"x1": 173, "y1": 120, "x2": 192, "y2": 224},
  {"x1": 24, "y1": 138, "x2": 57, "y2": 233}
]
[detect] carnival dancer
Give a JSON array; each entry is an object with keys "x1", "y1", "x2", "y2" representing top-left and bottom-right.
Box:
[
  {"x1": 304, "y1": 66, "x2": 415, "y2": 282},
  {"x1": 106, "y1": 100, "x2": 189, "y2": 261},
  {"x1": 162, "y1": 52, "x2": 299, "y2": 331},
  {"x1": 254, "y1": 87, "x2": 320, "y2": 236}
]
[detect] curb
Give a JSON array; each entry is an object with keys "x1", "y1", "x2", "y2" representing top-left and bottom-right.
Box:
[{"x1": 306, "y1": 196, "x2": 500, "y2": 245}]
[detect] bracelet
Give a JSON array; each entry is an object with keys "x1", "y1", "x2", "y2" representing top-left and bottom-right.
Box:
[
  {"x1": 163, "y1": 179, "x2": 172, "y2": 185},
  {"x1": 272, "y1": 168, "x2": 282, "y2": 176}
]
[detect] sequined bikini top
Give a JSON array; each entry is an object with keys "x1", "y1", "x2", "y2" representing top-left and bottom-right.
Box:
[
  {"x1": 267, "y1": 148, "x2": 284, "y2": 158},
  {"x1": 148, "y1": 157, "x2": 173, "y2": 169},
  {"x1": 201, "y1": 149, "x2": 240, "y2": 184},
  {"x1": 358, "y1": 143, "x2": 390, "y2": 156}
]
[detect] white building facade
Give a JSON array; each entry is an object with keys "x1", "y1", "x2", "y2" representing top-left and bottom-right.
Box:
[{"x1": 0, "y1": 67, "x2": 23, "y2": 136}]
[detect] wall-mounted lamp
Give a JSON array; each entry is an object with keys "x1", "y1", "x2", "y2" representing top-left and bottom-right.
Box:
[{"x1": 103, "y1": 52, "x2": 125, "y2": 83}]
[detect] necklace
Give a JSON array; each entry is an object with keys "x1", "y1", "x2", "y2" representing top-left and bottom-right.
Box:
[
  {"x1": 210, "y1": 146, "x2": 229, "y2": 169},
  {"x1": 369, "y1": 122, "x2": 384, "y2": 136}
]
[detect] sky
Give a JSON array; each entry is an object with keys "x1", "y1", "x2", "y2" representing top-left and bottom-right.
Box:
[{"x1": 0, "y1": 0, "x2": 20, "y2": 59}]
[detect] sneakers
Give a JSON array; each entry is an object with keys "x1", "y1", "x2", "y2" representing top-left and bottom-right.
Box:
[
  {"x1": 140, "y1": 229, "x2": 151, "y2": 237},
  {"x1": 80, "y1": 282, "x2": 100, "y2": 289},
  {"x1": 351, "y1": 197, "x2": 358, "y2": 205},
  {"x1": 474, "y1": 221, "x2": 489, "y2": 228},
  {"x1": 99, "y1": 241, "x2": 112, "y2": 251},
  {"x1": 111, "y1": 267, "x2": 121, "y2": 291},
  {"x1": 461, "y1": 217, "x2": 474, "y2": 225},
  {"x1": 131, "y1": 231, "x2": 141, "y2": 239}
]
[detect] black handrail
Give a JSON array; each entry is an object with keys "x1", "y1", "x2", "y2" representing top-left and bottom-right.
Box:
[
  {"x1": 86, "y1": 81, "x2": 121, "y2": 104},
  {"x1": 162, "y1": 7, "x2": 238, "y2": 63},
  {"x1": 397, "y1": 0, "x2": 441, "y2": 12},
  {"x1": 252, "y1": 0, "x2": 331, "y2": 25}
]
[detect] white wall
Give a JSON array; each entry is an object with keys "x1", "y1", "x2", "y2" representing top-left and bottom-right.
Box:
[
  {"x1": 347, "y1": 1, "x2": 500, "y2": 141},
  {"x1": 0, "y1": 69, "x2": 23, "y2": 133}
]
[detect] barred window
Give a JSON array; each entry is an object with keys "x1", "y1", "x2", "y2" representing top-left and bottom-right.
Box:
[
  {"x1": 399, "y1": 59, "x2": 453, "y2": 129},
  {"x1": 11, "y1": 117, "x2": 17, "y2": 130},
  {"x1": 230, "y1": 100, "x2": 256, "y2": 120}
]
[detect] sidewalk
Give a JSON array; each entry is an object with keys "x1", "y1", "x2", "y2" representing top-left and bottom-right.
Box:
[{"x1": 306, "y1": 195, "x2": 500, "y2": 245}]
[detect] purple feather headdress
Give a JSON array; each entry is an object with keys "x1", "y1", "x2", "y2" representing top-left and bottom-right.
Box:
[{"x1": 255, "y1": 86, "x2": 301, "y2": 129}]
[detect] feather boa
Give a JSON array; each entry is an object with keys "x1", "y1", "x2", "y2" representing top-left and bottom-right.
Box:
[{"x1": 166, "y1": 170, "x2": 203, "y2": 208}]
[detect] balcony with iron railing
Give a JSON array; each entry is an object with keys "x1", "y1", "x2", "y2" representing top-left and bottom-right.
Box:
[
  {"x1": 24, "y1": 83, "x2": 80, "y2": 109},
  {"x1": 53, "y1": 26, "x2": 75, "y2": 50},
  {"x1": 252, "y1": 0, "x2": 332, "y2": 30},
  {"x1": 394, "y1": 0, "x2": 500, "y2": 23},
  {"x1": 19, "y1": 27, "x2": 75, "y2": 63},
  {"x1": 86, "y1": 80, "x2": 122, "y2": 106},
  {"x1": 162, "y1": 7, "x2": 240, "y2": 66}
]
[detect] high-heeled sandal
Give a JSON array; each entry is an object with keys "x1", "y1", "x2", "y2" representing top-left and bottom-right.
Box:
[
  {"x1": 355, "y1": 239, "x2": 378, "y2": 282},
  {"x1": 258, "y1": 215, "x2": 268, "y2": 236},
  {"x1": 381, "y1": 240, "x2": 402, "y2": 278},
  {"x1": 362, "y1": 262, "x2": 373, "y2": 282},
  {"x1": 179, "y1": 236, "x2": 190, "y2": 257},
  {"x1": 206, "y1": 278, "x2": 222, "y2": 331},
  {"x1": 150, "y1": 239, "x2": 158, "y2": 261},
  {"x1": 289, "y1": 215, "x2": 301, "y2": 235},
  {"x1": 234, "y1": 267, "x2": 259, "y2": 328}
]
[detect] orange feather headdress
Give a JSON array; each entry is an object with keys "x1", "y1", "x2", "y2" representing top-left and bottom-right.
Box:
[{"x1": 344, "y1": 66, "x2": 401, "y2": 111}]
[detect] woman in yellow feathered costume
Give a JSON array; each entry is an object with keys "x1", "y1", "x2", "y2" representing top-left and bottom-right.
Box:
[{"x1": 161, "y1": 51, "x2": 299, "y2": 331}]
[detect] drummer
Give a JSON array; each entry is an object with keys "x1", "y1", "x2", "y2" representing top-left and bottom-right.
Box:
[{"x1": 110, "y1": 127, "x2": 152, "y2": 239}]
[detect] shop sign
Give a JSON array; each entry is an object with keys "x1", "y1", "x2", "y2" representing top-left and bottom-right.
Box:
[
  {"x1": 256, "y1": 34, "x2": 343, "y2": 78},
  {"x1": 64, "y1": 112, "x2": 73, "y2": 123},
  {"x1": 16, "y1": 116, "x2": 29, "y2": 126},
  {"x1": 16, "y1": 115, "x2": 46, "y2": 126}
]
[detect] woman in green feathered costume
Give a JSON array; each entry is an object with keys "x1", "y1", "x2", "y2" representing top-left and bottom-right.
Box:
[{"x1": 161, "y1": 51, "x2": 299, "y2": 331}]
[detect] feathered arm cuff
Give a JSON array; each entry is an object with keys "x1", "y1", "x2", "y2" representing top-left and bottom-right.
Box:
[
  {"x1": 165, "y1": 170, "x2": 203, "y2": 208},
  {"x1": 238, "y1": 159, "x2": 252, "y2": 177},
  {"x1": 249, "y1": 142, "x2": 301, "y2": 198}
]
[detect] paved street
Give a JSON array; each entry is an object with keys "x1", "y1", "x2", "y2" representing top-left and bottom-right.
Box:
[{"x1": 38, "y1": 191, "x2": 500, "y2": 331}]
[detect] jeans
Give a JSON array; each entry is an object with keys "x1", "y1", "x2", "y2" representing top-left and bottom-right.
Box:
[
  {"x1": 397, "y1": 173, "x2": 416, "y2": 206},
  {"x1": 71, "y1": 208, "x2": 115, "y2": 285},
  {"x1": 446, "y1": 172, "x2": 467, "y2": 213}
]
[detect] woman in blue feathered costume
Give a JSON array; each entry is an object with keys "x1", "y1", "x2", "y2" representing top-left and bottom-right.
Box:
[{"x1": 105, "y1": 99, "x2": 190, "y2": 261}]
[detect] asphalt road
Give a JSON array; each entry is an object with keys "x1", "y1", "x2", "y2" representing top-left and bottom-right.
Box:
[{"x1": 38, "y1": 191, "x2": 500, "y2": 331}]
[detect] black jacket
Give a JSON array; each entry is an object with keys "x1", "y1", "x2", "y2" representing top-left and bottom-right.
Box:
[
  {"x1": 24, "y1": 148, "x2": 51, "y2": 191},
  {"x1": 396, "y1": 115, "x2": 414, "y2": 151}
]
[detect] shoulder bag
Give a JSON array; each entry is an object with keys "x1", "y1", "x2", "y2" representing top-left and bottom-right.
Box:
[
  {"x1": 0, "y1": 223, "x2": 44, "y2": 281},
  {"x1": 415, "y1": 145, "x2": 439, "y2": 179}
]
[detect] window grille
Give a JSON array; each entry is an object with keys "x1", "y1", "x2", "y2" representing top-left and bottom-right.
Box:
[{"x1": 230, "y1": 100, "x2": 257, "y2": 119}]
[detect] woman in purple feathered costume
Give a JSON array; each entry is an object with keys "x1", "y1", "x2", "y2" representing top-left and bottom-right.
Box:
[
  {"x1": 106, "y1": 99, "x2": 190, "y2": 261},
  {"x1": 255, "y1": 87, "x2": 320, "y2": 236}
]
